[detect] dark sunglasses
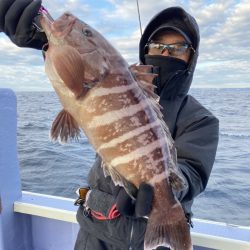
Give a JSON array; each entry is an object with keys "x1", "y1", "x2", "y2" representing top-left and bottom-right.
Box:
[{"x1": 145, "y1": 41, "x2": 195, "y2": 57}]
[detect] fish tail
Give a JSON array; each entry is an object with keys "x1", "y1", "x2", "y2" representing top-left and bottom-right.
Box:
[{"x1": 144, "y1": 202, "x2": 193, "y2": 250}]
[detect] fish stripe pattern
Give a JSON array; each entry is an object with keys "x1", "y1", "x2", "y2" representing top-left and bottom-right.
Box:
[
  {"x1": 110, "y1": 138, "x2": 167, "y2": 167},
  {"x1": 97, "y1": 120, "x2": 160, "y2": 151},
  {"x1": 86, "y1": 96, "x2": 151, "y2": 128}
]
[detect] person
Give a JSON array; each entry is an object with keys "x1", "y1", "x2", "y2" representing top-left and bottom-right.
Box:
[{"x1": 0, "y1": 1, "x2": 219, "y2": 249}]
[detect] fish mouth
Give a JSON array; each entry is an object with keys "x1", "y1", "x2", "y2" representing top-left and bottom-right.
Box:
[
  {"x1": 41, "y1": 7, "x2": 54, "y2": 23},
  {"x1": 40, "y1": 12, "x2": 76, "y2": 41},
  {"x1": 40, "y1": 13, "x2": 53, "y2": 38}
]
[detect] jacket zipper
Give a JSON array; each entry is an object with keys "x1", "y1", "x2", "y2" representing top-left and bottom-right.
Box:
[{"x1": 129, "y1": 221, "x2": 134, "y2": 250}]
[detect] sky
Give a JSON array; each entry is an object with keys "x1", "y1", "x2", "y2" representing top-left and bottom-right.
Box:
[{"x1": 0, "y1": 0, "x2": 250, "y2": 91}]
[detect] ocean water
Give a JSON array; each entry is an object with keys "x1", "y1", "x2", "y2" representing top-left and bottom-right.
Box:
[{"x1": 16, "y1": 88, "x2": 250, "y2": 226}]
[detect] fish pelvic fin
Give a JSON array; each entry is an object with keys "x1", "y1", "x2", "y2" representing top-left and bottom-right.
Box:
[
  {"x1": 101, "y1": 161, "x2": 138, "y2": 199},
  {"x1": 50, "y1": 109, "x2": 81, "y2": 144}
]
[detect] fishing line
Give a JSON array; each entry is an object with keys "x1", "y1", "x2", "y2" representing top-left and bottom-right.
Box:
[{"x1": 136, "y1": 0, "x2": 142, "y2": 36}]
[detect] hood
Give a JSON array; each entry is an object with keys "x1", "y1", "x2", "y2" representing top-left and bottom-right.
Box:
[{"x1": 139, "y1": 6, "x2": 200, "y2": 99}]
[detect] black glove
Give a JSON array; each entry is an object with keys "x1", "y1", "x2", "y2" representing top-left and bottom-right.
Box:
[
  {"x1": 114, "y1": 183, "x2": 154, "y2": 218},
  {"x1": 0, "y1": 0, "x2": 47, "y2": 49}
]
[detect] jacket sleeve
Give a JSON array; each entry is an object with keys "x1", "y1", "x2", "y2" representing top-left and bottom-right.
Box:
[{"x1": 173, "y1": 100, "x2": 219, "y2": 204}]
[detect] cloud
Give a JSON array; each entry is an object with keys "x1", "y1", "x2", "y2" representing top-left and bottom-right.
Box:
[
  {"x1": 0, "y1": 36, "x2": 48, "y2": 91},
  {"x1": 102, "y1": 0, "x2": 250, "y2": 88},
  {"x1": 191, "y1": 0, "x2": 250, "y2": 87},
  {"x1": 0, "y1": 0, "x2": 250, "y2": 91},
  {"x1": 0, "y1": 64, "x2": 51, "y2": 91},
  {"x1": 194, "y1": 59, "x2": 250, "y2": 88}
]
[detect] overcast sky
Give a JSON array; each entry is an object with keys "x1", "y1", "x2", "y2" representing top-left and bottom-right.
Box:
[{"x1": 0, "y1": 0, "x2": 250, "y2": 91}]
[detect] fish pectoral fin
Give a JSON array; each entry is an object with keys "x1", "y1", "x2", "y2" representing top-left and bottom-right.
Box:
[
  {"x1": 51, "y1": 45, "x2": 87, "y2": 99},
  {"x1": 50, "y1": 109, "x2": 81, "y2": 144}
]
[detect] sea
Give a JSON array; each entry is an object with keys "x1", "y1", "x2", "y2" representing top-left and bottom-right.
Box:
[{"x1": 16, "y1": 88, "x2": 250, "y2": 227}]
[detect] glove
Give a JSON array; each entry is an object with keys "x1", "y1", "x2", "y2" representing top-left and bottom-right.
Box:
[
  {"x1": 0, "y1": 0, "x2": 47, "y2": 49},
  {"x1": 114, "y1": 183, "x2": 154, "y2": 218}
]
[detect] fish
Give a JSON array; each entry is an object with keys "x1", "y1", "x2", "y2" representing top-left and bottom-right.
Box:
[{"x1": 40, "y1": 10, "x2": 193, "y2": 250}]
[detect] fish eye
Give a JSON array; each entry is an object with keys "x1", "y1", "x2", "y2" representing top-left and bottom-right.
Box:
[{"x1": 82, "y1": 29, "x2": 92, "y2": 37}]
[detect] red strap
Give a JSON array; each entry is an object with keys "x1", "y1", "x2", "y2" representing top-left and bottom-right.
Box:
[
  {"x1": 91, "y1": 210, "x2": 108, "y2": 220},
  {"x1": 91, "y1": 204, "x2": 120, "y2": 220},
  {"x1": 108, "y1": 204, "x2": 120, "y2": 219}
]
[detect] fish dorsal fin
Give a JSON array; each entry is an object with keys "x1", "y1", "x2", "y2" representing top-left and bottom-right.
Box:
[
  {"x1": 50, "y1": 45, "x2": 87, "y2": 98},
  {"x1": 130, "y1": 64, "x2": 175, "y2": 141},
  {"x1": 101, "y1": 161, "x2": 137, "y2": 199},
  {"x1": 147, "y1": 104, "x2": 185, "y2": 191},
  {"x1": 129, "y1": 64, "x2": 158, "y2": 100},
  {"x1": 130, "y1": 64, "x2": 162, "y2": 118},
  {"x1": 130, "y1": 64, "x2": 185, "y2": 191},
  {"x1": 135, "y1": 73, "x2": 159, "y2": 100},
  {"x1": 129, "y1": 63, "x2": 153, "y2": 73},
  {"x1": 50, "y1": 109, "x2": 81, "y2": 143}
]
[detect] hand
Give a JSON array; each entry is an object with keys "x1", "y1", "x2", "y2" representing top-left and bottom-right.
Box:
[
  {"x1": 0, "y1": 0, "x2": 47, "y2": 49},
  {"x1": 115, "y1": 183, "x2": 154, "y2": 218}
]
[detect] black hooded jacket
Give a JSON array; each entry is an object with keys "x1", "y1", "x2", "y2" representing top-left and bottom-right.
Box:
[
  {"x1": 140, "y1": 7, "x2": 219, "y2": 212},
  {"x1": 75, "y1": 6, "x2": 219, "y2": 250}
]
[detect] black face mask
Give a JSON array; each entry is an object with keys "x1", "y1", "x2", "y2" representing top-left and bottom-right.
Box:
[{"x1": 145, "y1": 55, "x2": 187, "y2": 95}]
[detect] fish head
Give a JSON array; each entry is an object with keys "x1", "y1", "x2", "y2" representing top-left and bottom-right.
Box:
[{"x1": 40, "y1": 12, "x2": 124, "y2": 84}]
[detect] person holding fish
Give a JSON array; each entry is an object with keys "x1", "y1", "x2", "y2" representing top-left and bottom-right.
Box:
[{"x1": 0, "y1": 1, "x2": 219, "y2": 249}]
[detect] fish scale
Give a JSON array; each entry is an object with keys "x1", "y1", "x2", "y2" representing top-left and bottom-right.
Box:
[{"x1": 40, "y1": 10, "x2": 193, "y2": 250}]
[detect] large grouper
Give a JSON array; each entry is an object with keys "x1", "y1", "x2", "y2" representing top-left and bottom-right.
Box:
[{"x1": 39, "y1": 10, "x2": 193, "y2": 250}]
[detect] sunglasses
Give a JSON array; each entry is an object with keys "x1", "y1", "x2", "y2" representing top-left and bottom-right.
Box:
[{"x1": 145, "y1": 41, "x2": 195, "y2": 57}]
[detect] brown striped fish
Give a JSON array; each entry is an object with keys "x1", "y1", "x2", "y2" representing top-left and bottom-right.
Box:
[{"x1": 40, "y1": 11, "x2": 192, "y2": 250}]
